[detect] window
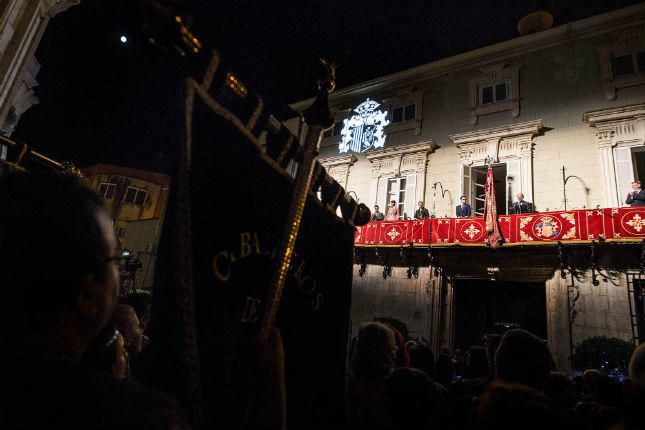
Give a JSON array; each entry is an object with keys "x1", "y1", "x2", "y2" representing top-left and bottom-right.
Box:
[
  {"x1": 385, "y1": 175, "x2": 418, "y2": 220},
  {"x1": 468, "y1": 63, "x2": 521, "y2": 124},
  {"x1": 464, "y1": 164, "x2": 509, "y2": 216},
  {"x1": 323, "y1": 120, "x2": 344, "y2": 138},
  {"x1": 612, "y1": 50, "x2": 645, "y2": 77},
  {"x1": 391, "y1": 103, "x2": 416, "y2": 123},
  {"x1": 479, "y1": 81, "x2": 509, "y2": 105},
  {"x1": 387, "y1": 177, "x2": 406, "y2": 219},
  {"x1": 98, "y1": 183, "x2": 116, "y2": 200},
  {"x1": 597, "y1": 30, "x2": 645, "y2": 100},
  {"x1": 124, "y1": 186, "x2": 147, "y2": 206}
]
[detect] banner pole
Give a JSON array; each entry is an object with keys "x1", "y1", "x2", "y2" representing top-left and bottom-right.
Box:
[{"x1": 260, "y1": 63, "x2": 336, "y2": 336}]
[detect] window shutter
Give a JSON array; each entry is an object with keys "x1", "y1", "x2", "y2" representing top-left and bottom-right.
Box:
[
  {"x1": 506, "y1": 160, "x2": 521, "y2": 212},
  {"x1": 376, "y1": 177, "x2": 388, "y2": 208},
  {"x1": 405, "y1": 174, "x2": 417, "y2": 219},
  {"x1": 463, "y1": 165, "x2": 472, "y2": 204},
  {"x1": 614, "y1": 147, "x2": 634, "y2": 207}
]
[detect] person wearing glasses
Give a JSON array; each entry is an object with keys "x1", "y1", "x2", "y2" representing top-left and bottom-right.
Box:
[{"x1": 0, "y1": 173, "x2": 287, "y2": 429}]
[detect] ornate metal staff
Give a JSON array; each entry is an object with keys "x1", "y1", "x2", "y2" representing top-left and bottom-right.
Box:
[
  {"x1": 260, "y1": 60, "x2": 336, "y2": 336},
  {"x1": 0, "y1": 135, "x2": 81, "y2": 175}
]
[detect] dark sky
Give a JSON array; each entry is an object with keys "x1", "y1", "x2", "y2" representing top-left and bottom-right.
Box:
[{"x1": 13, "y1": 0, "x2": 643, "y2": 174}]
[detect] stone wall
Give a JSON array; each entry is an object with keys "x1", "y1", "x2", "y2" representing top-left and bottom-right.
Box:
[
  {"x1": 546, "y1": 270, "x2": 634, "y2": 374},
  {"x1": 350, "y1": 265, "x2": 432, "y2": 340}
]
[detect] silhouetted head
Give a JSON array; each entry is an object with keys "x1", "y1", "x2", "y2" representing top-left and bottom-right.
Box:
[
  {"x1": 495, "y1": 329, "x2": 553, "y2": 389},
  {"x1": 351, "y1": 322, "x2": 396, "y2": 379}
]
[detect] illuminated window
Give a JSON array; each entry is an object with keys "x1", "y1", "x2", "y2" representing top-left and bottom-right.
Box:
[
  {"x1": 124, "y1": 186, "x2": 148, "y2": 206},
  {"x1": 98, "y1": 183, "x2": 116, "y2": 200}
]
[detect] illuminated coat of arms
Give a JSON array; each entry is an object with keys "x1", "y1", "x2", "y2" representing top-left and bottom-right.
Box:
[
  {"x1": 534, "y1": 216, "x2": 560, "y2": 238},
  {"x1": 339, "y1": 99, "x2": 390, "y2": 153}
]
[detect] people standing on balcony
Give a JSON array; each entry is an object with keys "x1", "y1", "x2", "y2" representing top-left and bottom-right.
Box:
[
  {"x1": 626, "y1": 181, "x2": 645, "y2": 206},
  {"x1": 512, "y1": 193, "x2": 533, "y2": 214},
  {"x1": 456, "y1": 196, "x2": 472, "y2": 218},
  {"x1": 371, "y1": 205, "x2": 385, "y2": 221},
  {"x1": 385, "y1": 200, "x2": 399, "y2": 220},
  {"x1": 414, "y1": 201, "x2": 430, "y2": 219}
]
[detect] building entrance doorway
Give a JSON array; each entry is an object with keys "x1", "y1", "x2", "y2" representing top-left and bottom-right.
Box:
[{"x1": 453, "y1": 279, "x2": 547, "y2": 350}]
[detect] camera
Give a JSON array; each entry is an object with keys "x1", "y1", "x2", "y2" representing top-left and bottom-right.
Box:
[{"x1": 124, "y1": 258, "x2": 143, "y2": 273}]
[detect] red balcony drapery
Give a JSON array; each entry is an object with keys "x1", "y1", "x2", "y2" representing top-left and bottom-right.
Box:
[{"x1": 353, "y1": 208, "x2": 645, "y2": 247}]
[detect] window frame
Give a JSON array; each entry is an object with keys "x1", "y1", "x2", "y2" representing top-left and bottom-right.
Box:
[
  {"x1": 468, "y1": 63, "x2": 521, "y2": 125},
  {"x1": 478, "y1": 80, "x2": 510, "y2": 105},
  {"x1": 98, "y1": 182, "x2": 116, "y2": 200},
  {"x1": 597, "y1": 29, "x2": 645, "y2": 100},
  {"x1": 390, "y1": 103, "x2": 417, "y2": 124},
  {"x1": 383, "y1": 90, "x2": 425, "y2": 135},
  {"x1": 123, "y1": 186, "x2": 148, "y2": 206},
  {"x1": 387, "y1": 177, "x2": 407, "y2": 219},
  {"x1": 321, "y1": 109, "x2": 351, "y2": 147}
]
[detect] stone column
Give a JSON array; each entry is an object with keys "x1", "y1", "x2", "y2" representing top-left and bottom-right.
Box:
[
  {"x1": 519, "y1": 137, "x2": 534, "y2": 204},
  {"x1": 416, "y1": 152, "x2": 428, "y2": 205},
  {"x1": 368, "y1": 163, "x2": 381, "y2": 207},
  {"x1": 595, "y1": 129, "x2": 617, "y2": 208}
]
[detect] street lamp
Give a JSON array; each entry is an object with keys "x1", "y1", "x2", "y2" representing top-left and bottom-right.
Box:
[{"x1": 562, "y1": 165, "x2": 590, "y2": 210}]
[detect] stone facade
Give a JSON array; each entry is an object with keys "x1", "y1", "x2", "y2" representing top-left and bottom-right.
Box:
[
  {"x1": 288, "y1": 4, "x2": 645, "y2": 370},
  {"x1": 83, "y1": 164, "x2": 170, "y2": 291},
  {"x1": 351, "y1": 266, "x2": 433, "y2": 339},
  {"x1": 546, "y1": 271, "x2": 634, "y2": 373},
  {"x1": 0, "y1": 0, "x2": 79, "y2": 140}
]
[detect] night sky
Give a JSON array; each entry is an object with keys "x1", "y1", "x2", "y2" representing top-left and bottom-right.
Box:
[{"x1": 13, "y1": 0, "x2": 644, "y2": 174}]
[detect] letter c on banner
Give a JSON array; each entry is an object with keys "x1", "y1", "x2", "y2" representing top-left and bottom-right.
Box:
[{"x1": 212, "y1": 251, "x2": 231, "y2": 282}]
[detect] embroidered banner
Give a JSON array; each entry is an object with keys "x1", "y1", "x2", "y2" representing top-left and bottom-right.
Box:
[
  {"x1": 607, "y1": 207, "x2": 645, "y2": 240},
  {"x1": 357, "y1": 208, "x2": 645, "y2": 247},
  {"x1": 355, "y1": 219, "x2": 432, "y2": 246}
]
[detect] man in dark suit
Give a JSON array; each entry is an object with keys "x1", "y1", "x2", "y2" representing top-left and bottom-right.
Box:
[
  {"x1": 456, "y1": 195, "x2": 472, "y2": 217},
  {"x1": 371, "y1": 205, "x2": 385, "y2": 221},
  {"x1": 512, "y1": 193, "x2": 533, "y2": 214},
  {"x1": 626, "y1": 181, "x2": 645, "y2": 206},
  {"x1": 414, "y1": 201, "x2": 430, "y2": 219}
]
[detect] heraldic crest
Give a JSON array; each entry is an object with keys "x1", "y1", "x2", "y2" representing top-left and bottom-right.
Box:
[{"x1": 339, "y1": 98, "x2": 390, "y2": 153}]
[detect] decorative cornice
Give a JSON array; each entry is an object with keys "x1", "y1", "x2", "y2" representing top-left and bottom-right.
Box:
[
  {"x1": 583, "y1": 103, "x2": 645, "y2": 126},
  {"x1": 449, "y1": 120, "x2": 544, "y2": 147},
  {"x1": 319, "y1": 154, "x2": 357, "y2": 168},
  {"x1": 290, "y1": 4, "x2": 645, "y2": 111},
  {"x1": 45, "y1": 0, "x2": 80, "y2": 18},
  {"x1": 365, "y1": 140, "x2": 438, "y2": 163}
]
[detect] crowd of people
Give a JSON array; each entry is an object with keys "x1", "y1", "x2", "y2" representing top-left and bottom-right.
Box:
[
  {"x1": 3, "y1": 171, "x2": 645, "y2": 429},
  {"x1": 347, "y1": 320, "x2": 645, "y2": 430}
]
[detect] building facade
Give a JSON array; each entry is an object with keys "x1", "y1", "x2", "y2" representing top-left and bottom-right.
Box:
[
  {"x1": 83, "y1": 163, "x2": 170, "y2": 291},
  {"x1": 0, "y1": 0, "x2": 78, "y2": 147},
  {"x1": 288, "y1": 4, "x2": 645, "y2": 373}
]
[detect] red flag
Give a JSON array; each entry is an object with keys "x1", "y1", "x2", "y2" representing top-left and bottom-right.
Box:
[{"x1": 483, "y1": 166, "x2": 504, "y2": 248}]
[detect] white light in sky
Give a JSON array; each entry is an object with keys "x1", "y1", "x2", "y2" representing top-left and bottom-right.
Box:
[{"x1": 120, "y1": 35, "x2": 127, "y2": 43}]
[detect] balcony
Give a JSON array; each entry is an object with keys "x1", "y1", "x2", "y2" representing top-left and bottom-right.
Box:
[{"x1": 353, "y1": 207, "x2": 645, "y2": 281}]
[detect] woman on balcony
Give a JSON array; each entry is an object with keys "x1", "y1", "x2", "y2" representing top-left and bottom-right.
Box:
[{"x1": 385, "y1": 200, "x2": 399, "y2": 221}]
